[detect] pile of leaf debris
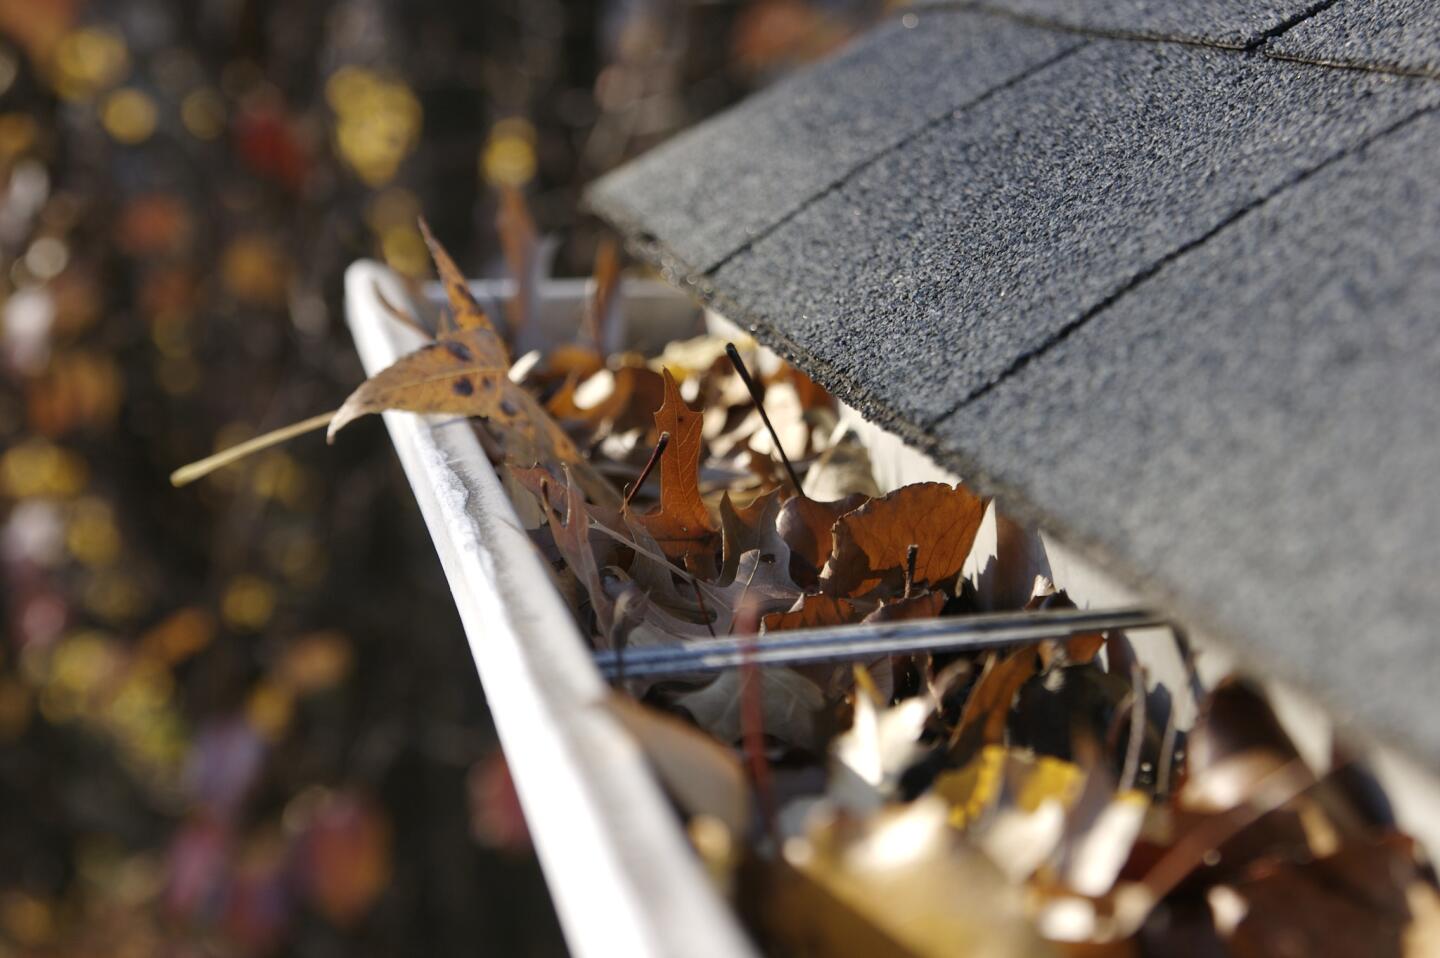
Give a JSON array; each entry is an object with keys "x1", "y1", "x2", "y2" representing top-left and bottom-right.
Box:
[{"x1": 180, "y1": 218, "x2": 1440, "y2": 957}]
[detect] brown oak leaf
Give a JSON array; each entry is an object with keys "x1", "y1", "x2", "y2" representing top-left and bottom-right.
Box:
[
  {"x1": 630, "y1": 369, "x2": 718, "y2": 571},
  {"x1": 821, "y1": 482, "x2": 987, "y2": 598}
]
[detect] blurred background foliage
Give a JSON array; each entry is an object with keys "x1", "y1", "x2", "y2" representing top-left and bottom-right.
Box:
[{"x1": 0, "y1": 0, "x2": 883, "y2": 954}]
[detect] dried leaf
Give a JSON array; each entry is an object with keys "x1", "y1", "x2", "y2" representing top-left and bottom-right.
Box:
[
  {"x1": 830, "y1": 677, "x2": 940, "y2": 811},
  {"x1": 327, "y1": 234, "x2": 619, "y2": 505},
  {"x1": 965, "y1": 506, "x2": 1053, "y2": 614},
  {"x1": 671, "y1": 665, "x2": 824, "y2": 751},
  {"x1": 715, "y1": 548, "x2": 805, "y2": 629},
  {"x1": 1024, "y1": 584, "x2": 1106, "y2": 667},
  {"x1": 418, "y1": 218, "x2": 500, "y2": 335},
  {"x1": 1226, "y1": 835, "x2": 1420, "y2": 958},
  {"x1": 762, "y1": 594, "x2": 863, "y2": 633},
  {"x1": 602, "y1": 694, "x2": 750, "y2": 837},
  {"x1": 719, "y1": 488, "x2": 786, "y2": 585},
  {"x1": 862, "y1": 590, "x2": 946, "y2": 625},
  {"x1": 1181, "y1": 677, "x2": 1314, "y2": 814},
  {"x1": 631, "y1": 370, "x2": 718, "y2": 570},
  {"x1": 802, "y1": 424, "x2": 880, "y2": 501},
  {"x1": 326, "y1": 327, "x2": 513, "y2": 438},
  {"x1": 822, "y1": 482, "x2": 987, "y2": 598},
  {"x1": 775, "y1": 799, "x2": 1054, "y2": 958},
  {"x1": 777, "y1": 492, "x2": 869, "y2": 587},
  {"x1": 952, "y1": 646, "x2": 1041, "y2": 759},
  {"x1": 517, "y1": 469, "x2": 617, "y2": 647}
]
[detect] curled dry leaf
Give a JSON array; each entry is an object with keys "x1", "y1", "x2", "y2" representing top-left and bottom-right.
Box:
[
  {"x1": 547, "y1": 364, "x2": 664, "y2": 436},
  {"x1": 777, "y1": 492, "x2": 870, "y2": 587},
  {"x1": 822, "y1": 481, "x2": 988, "y2": 598}
]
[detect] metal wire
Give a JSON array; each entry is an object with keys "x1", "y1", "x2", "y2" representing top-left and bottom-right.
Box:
[{"x1": 594, "y1": 605, "x2": 1167, "y2": 679}]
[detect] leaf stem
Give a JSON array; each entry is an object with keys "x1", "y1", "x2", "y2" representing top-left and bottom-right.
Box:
[{"x1": 170, "y1": 411, "x2": 335, "y2": 487}]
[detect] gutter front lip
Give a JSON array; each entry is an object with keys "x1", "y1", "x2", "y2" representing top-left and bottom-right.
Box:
[{"x1": 343, "y1": 260, "x2": 755, "y2": 958}]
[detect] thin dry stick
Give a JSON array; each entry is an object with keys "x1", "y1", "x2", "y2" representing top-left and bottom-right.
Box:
[
  {"x1": 724, "y1": 343, "x2": 803, "y2": 495},
  {"x1": 170, "y1": 411, "x2": 336, "y2": 487},
  {"x1": 903, "y1": 543, "x2": 919, "y2": 599},
  {"x1": 623, "y1": 431, "x2": 670, "y2": 509}
]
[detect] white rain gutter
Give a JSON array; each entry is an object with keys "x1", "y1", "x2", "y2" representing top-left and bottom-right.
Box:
[{"x1": 344, "y1": 261, "x2": 756, "y2": 958}]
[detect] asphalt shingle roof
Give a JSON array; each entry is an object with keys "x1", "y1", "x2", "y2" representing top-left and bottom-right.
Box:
[
  {"x1": 917, "y1": 0, "x2": 1325, "y2": 47},
  {"x1": 1269, "y1": 0, "x2": 1440, "y2": 77},
  {"x1": 709, "y1": 40, "x2": 1437, "y2": 427},
  {"x1": 589, "y1": 12, "x2": 1079, "y2": 275},
  {"x1": 585, "y1": 4, "x2": 1440, "y2": 766},
  {"x1": 938, "y1": 109, "x2": 1440, "y2": 764}
]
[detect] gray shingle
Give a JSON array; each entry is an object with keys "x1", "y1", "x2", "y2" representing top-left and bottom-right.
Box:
[
  {"x1": 708, "y1": 42, "x2": 1439, "y2": 428},
  {"x1": 914, "y1": 0, "x2": 1325, "y2": 47},
  {"x1": 585, "y1": 10, "x2": 1079, "y2": 275},
  {"x1": 1269, "y1": 0, "x2": 1440, "y2": 77},
  {"x1": 933, "y1": 110, "x2": 1440, "y2": 765}
]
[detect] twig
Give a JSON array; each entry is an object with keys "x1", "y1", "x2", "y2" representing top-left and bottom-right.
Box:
[
  {"x1": 725, "y1": 343, "x2": 803, "y2": 495},
  {"x1": 624, "y1": 431, "x2": 669, "y2": 509}
]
